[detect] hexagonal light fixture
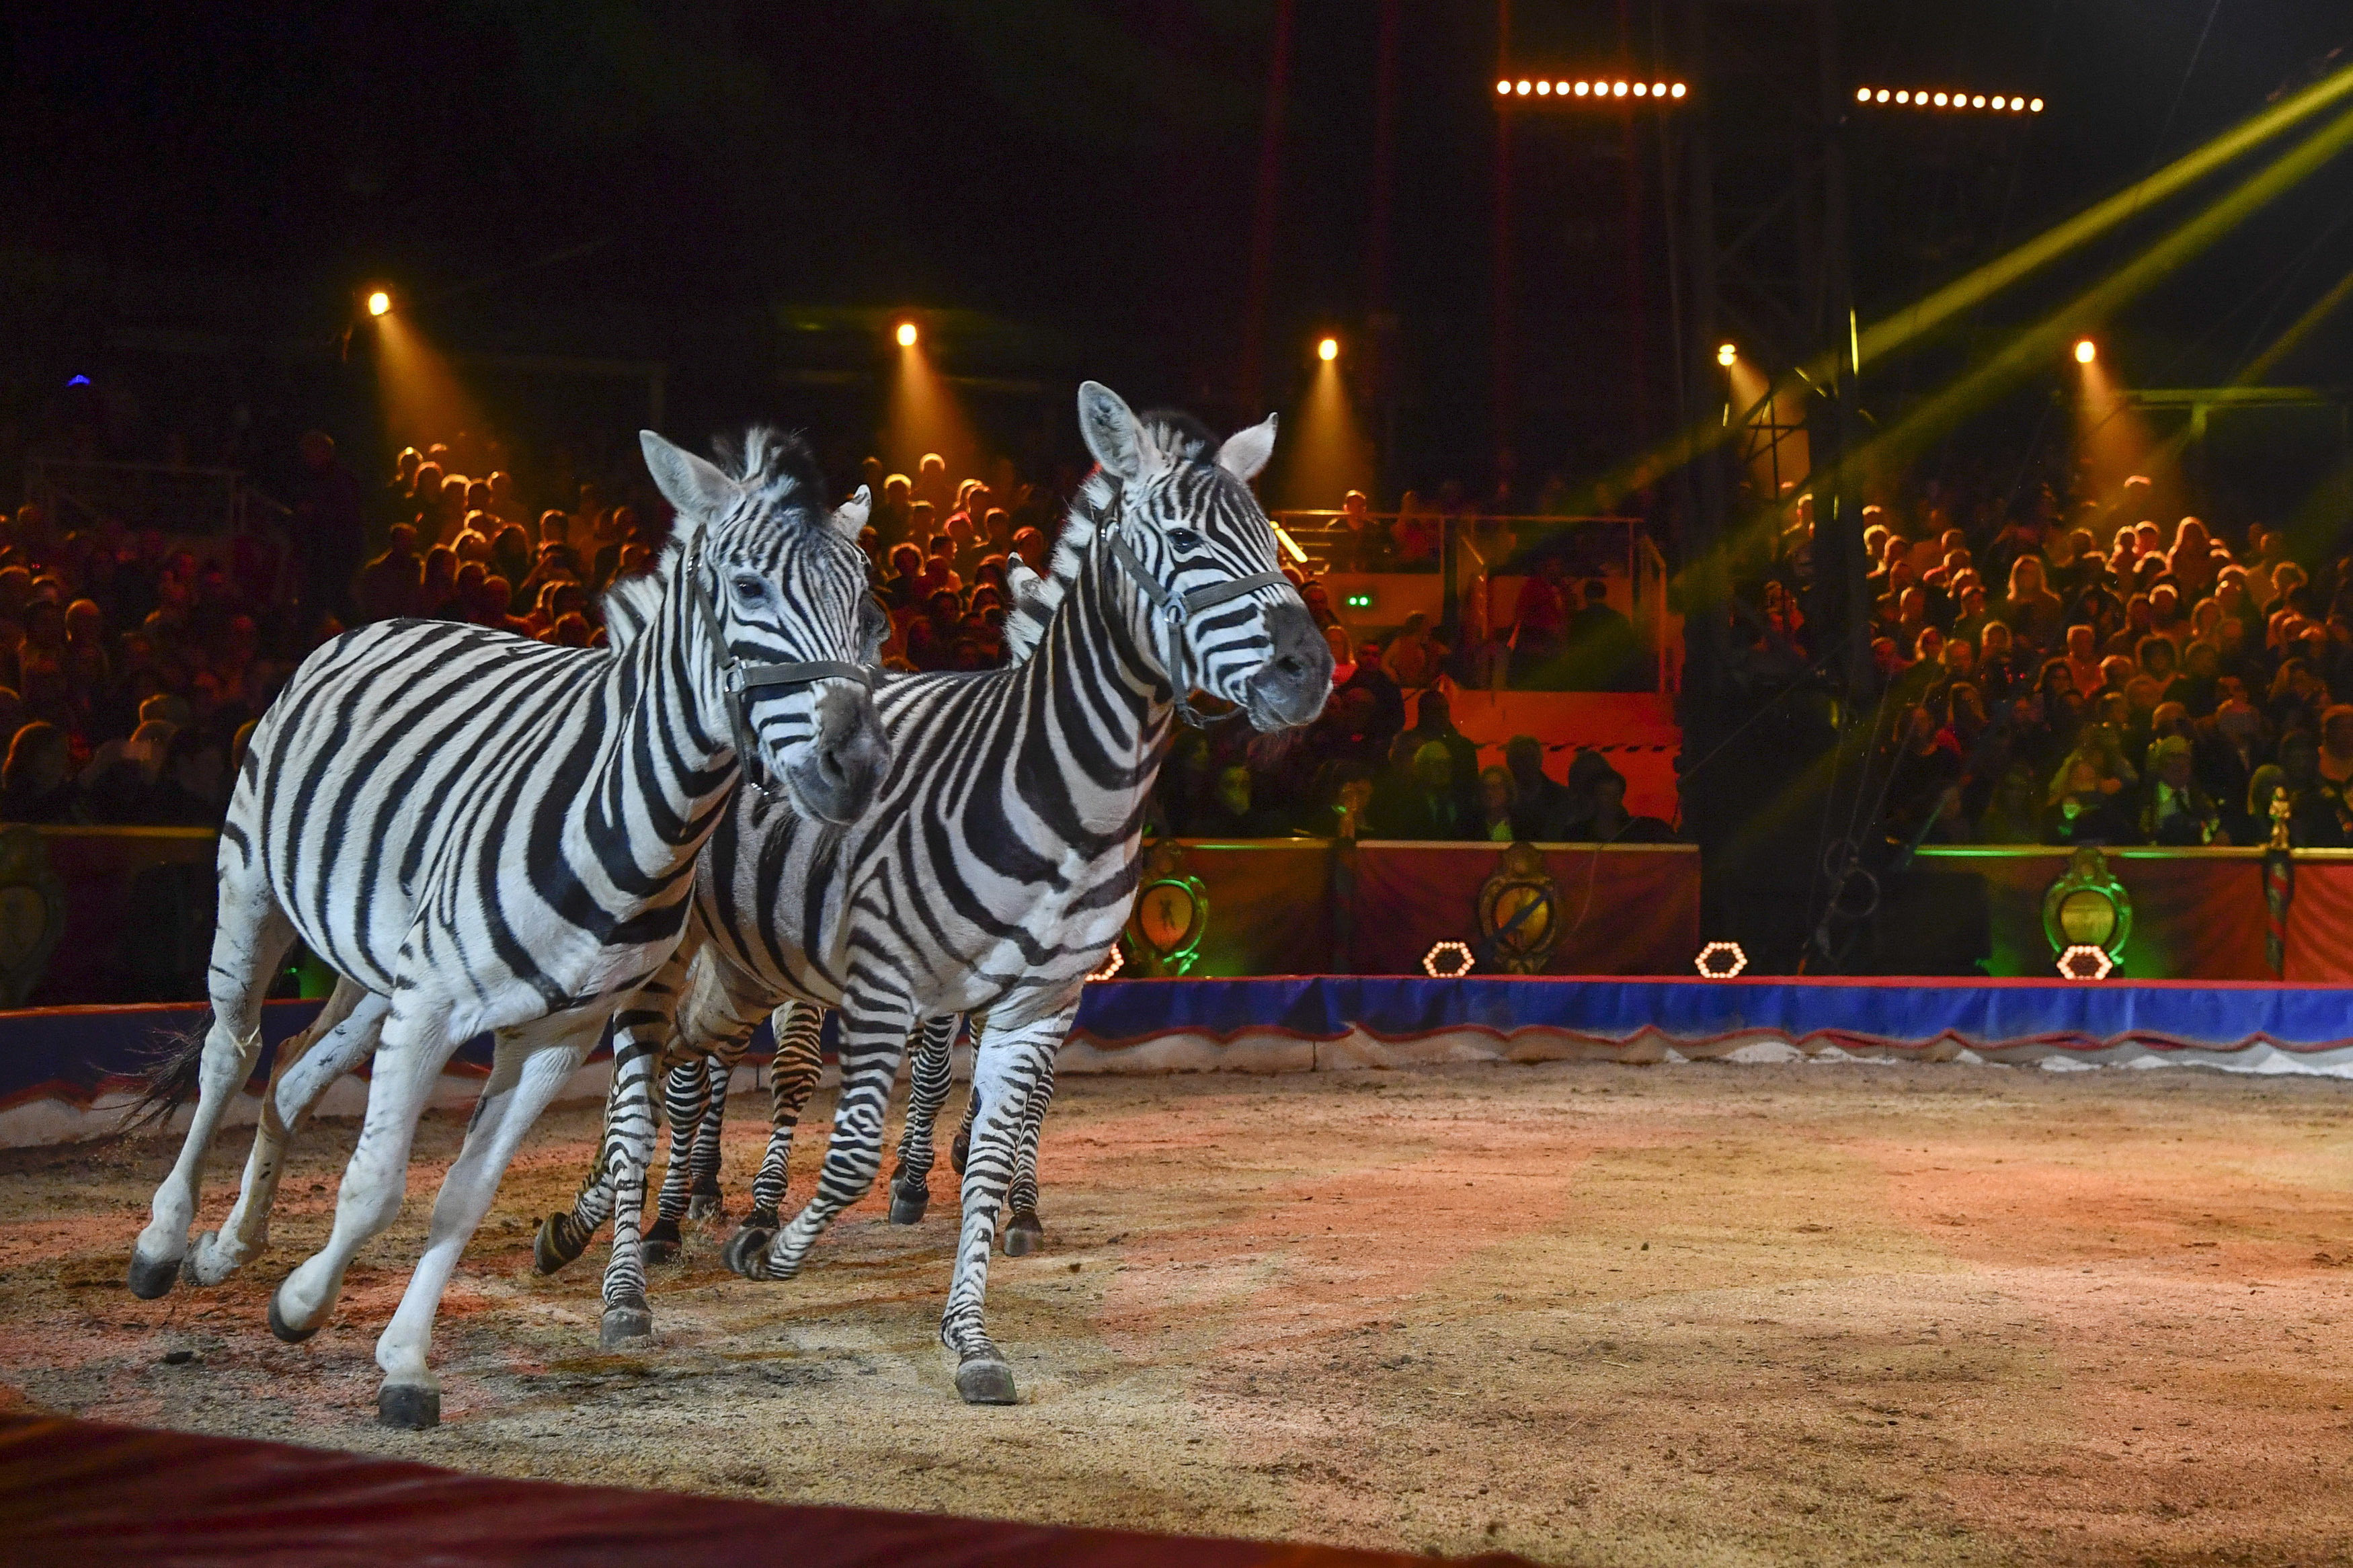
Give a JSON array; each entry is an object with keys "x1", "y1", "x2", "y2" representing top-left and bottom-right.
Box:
[
  {"x1": 2057, "y1": 944, "x2": 2114, "y2": 981},
  {"x1": 1423, "y1": 941, "x2": 1474, "y2": 979},
  {"x1": 1088, "y1": 944, "x2": 1125, "y2": 983},
  {"x1": 1695, "y1": 941, "x2": 1748, "y2": 979}
]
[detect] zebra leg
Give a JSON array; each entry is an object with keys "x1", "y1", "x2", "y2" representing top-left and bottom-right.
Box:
[
  {"x1": 185, "y1": 980, "x2": 386, "y2": 1287},
  {"x1": 1001, "y1": 1052, "x2": 1058, "y2": 1257},
  {"x1": 889, "y1": 1016, "x2": 960, "y2": 1225},
  {"x1": 746, "y1": 988, "x2": 918, "y2": 1282},
  {"x1": 533, "y1": 1061, "x2": 625, "y2": 1275},
  {"x1": 643, "y1": 1055, "x2": 713, "y2": 1264},
  {"x1": 685, "y1": 1054, "x2": 732, "y2": 1219},
  {"x1": 128, "y1": 874, "x2": 298, "y2": 1299},
  {"x1": 268, "y1": 992, "x2": 459, "y2": 1350},
  {"x1": 595, "y1": 964, "x2": 691, "y2": 1347},
  {"x1": 941, "y1": 1007, "x2": 1072, "y2": 1405},
  {"x1": 949, "y1": 1078, "x2": 978, "y2": 1178},
  {"x1": 726, "y1": 1001, "x2": 824, "y2": 1272},
  {"x1": 370, "y1": 1007, "x2": 604, "y2": 1428}
]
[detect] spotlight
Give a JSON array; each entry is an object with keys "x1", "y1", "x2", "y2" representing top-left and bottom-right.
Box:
[
  {"x1": 2030, "y1": 97, "x2": 2044, "y2": 112},
  {"x1": 1516, "y1": 79, "x2": 1531, "y2": 95},
  {"x1": 1915, "y1": 89, "x2": 1930, "y2": 106},
  {"x1": 1895, "y1": 91, "x2": 1909, "y2": 104},
  {"x1": 1574, "y1": 81, "x2": 1590, "y2": 96},
  {"x1": 1317, "y1": 335, "x2": 1339, "y2": 362},
  {"x1": 1856, "y1": 87, "x2": 1871, "y2": 103},
  {"x1": 895, "y1": 321, "x2": 919, "y2": 347},
  {"x1": 1537, "y1": 80, "x2": 1551, "y2": 95},
  {"x1": 366, "y1": 290, "x2": 391, "y2": 318},
  {"x1": 1633, "y1": 82, "x2": 1648, "y2": 97},
  {"x1": 1971, "y1": 95, "x2": 1987, "y2": 108},
  {"x1": 1555, "y1": 81, "x2": 1570, "y2": 95},
  {"x1": 1875, "y1": 89, "x2": 1889, "y2": 103},
  {"x1": 1695, "y1": 942, "x2": 1748, "y2": 979},
  {"x1": 1423, "y1": 941, "x2": 1474, "y2": 979},
  {"x1": 2073, "y1": 338, "x2": 2097, "y2": 364},
  {"x1": 1933, "y1": 92, "x2": 1948, "y2": 107},
  {"x1": 1652, "y1": 83, "x2": 1667, "y2": 97},
  {"x1": 1716, "y1": 342, "x2": 1737, "y2": 367},
  {"x1": 1497, "y1": 79, "x2": 1511, "y2": 95},
  {"x1": 1670, "y1": 83, "x2": 1686, "y2": 98},
  {"x1": 1612, "y1": 81, "x2": 1628, "y2": 96}
]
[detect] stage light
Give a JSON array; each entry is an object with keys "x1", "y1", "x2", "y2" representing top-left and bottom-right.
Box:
[
  {"x1": 2010, "y1": 97, "x2": 2026, "y2": 111},
  {"x1": 1271, "y1": 523, "x2": 1309, "y2": 565},
  {"x1": 1633, "y1": 82, "x2": 1648, "y2": 96},
  {"x1": 1612, "y1": 81, "x2": 1628, "y2": 96},
  {"x1": 2058, "y1": 944, "x2": 2113, "y2": 981},
  {"x1": 1537, "y1": 80, "x2": 1551, "y2": 94},
  {"x1": 1895, "y1": 91, "x2": 1909, "y2": 104},
  {"x1": 1857, "y1": 87, "x2": 1872, "y2": 103},
  {"x1": 1423, "y1": 941, "x2": 1474, "y2": 979},
  {"x1": 366, "y1": 290, "x2": 392, "y2": 318},
  {"x1": 66, "y1": 374, "x2": 90, "y2": 388},
  {"x1": 895, "y1": 321, "x2": 919, "y2": 347},
  {"x1": 1695, "y1": 942, "x2": 1748, "y2": 979},
  {"x1": 1717, "y1": 342, "x2": 1737, "y2": 367},
  {"x1": 1088, "y1": 944, "x2": 1125, "y2": 982},
  {"x1": 1652, "y1": 82, "x2": 1666, "y2": 96},
  {"x1": 1574, "y1": 81, "x2": 1590, "y2": 96},
  {"x1": 2031, "y1": 98, "x2": 2044, "y2": 112},
  {"x1": 1317, "y1": 335, "x2": 1339, "y2": 362},
  {"x1": 1497, "y1": 79, "x2": 1511, "y2": 95},
  {"x1": 1516, "y1": 79, "x2": 1531, "y2": 95},
  {"x1": 1876, "y1": 89, "x2": 1890, "y2": 103},
  {"x1": 1670, "y1": 83, "x2": 1686, "y2": 98},
  {"x1": 1343, "y1": 591, "x2": 1373, "y2": 610},
  {"x1": 2074, "y1": 338, "x2": 2097, "y2": 364},
  {"x1": 1971, "y1": 95, "x2": 1987, "y2": 108},
  {"x1": 1933, "y1": 92, "x2": 1948, "y2": 107}
]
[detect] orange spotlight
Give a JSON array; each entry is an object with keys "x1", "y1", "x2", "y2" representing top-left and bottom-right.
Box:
[
  {"x1": 1574, "y1": 81, "x2": 1590, "y2": 96},
  {"x1": 1651, "y1": 82, "x2": 1667, "y2": 97},
  {"x1": 1856, "y1": 87, "x2": 1872, "y2": 103},
  {"x1": 1536, "y1": 80, "x2": 1551, "y2": 95},
  {"x1": 1497, "y1": 79, "x2": 1511, "y2": 95},
  {"x1": 1633, "y1": 82, "x2": 1648, "y2": 97},
  {"x1": 1933, "y1": 92, "x2": 1948, "y2": 107},
  {"x1": 1717, "y1": 342, "x2": 1738, "y2": 368},
  {"x1": 1318, "y1": 336, "x2": 1340, "y2": 362},
  {"x1": 1670, "y1": 83, "x2": 1686, "y2": 98},
  {"x1": 1515, "y1": 79, "x2": 1531, "y2": 95},
  {"x1": 1895, "y1": 91, "x2": 1910, "y2": 104},
  {"x1": 1612, "y1": 81, "x2": 1628, "y2": 96},
  {"x1": 366, "y1": 290, "x2": 391, "y2": 318},
  {"x1": 2030, "y1": 97, "x2": 2044, "y2": 112},
  {"x1": 895, "y1": 321, "x2": 919, "y2": 347},
  {"x1": 2074, "y1": 338, "x2": 2098, "y2": 364}
]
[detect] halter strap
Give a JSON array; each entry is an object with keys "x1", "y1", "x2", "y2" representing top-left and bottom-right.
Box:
[
  {"x1": 1101, "y1": 528, "x2": 1289, "y2": 728},
  {"x1": 686, "y1": 530, "x2": 877, "y2": 795}
]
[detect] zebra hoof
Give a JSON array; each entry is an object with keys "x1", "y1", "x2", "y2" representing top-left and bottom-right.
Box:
[
  {"x1": 955, "y1": 1358, "x2": 1019, "y2": 1406},
  {"x1": 744, "y1": 1206, "x2": 779, "y2": 1232},
  {"x1": 721, "y1": 1226, "x2": 774, "y2": 1278},
  {"x1": 268, "y1": 1288, "x2": 319, "y2": 1345},
  {"x1": 533, "y1": 1212, "x2": 589, "y2": 1275},
  {"x1": 686, "y1": 1194, "x2": 724, "y2": 1222},
  {"x1": 377, "y1": 1383, "x2": 440, "y2": 1430},
  {"x1": 643, "y1": 1217, "x2": 682, "y2": 1264},
  {"x1": 888, "y1": 1183, "x2": 930, "y2": 1225},
  {"x1": 950, "y1": 1130, "x2": 971, "y2": 1176},
  {"x1": 126, "y1": 1249, "x2": 181, "y2": 1301},
  {"x1": 600, "y1": 1296, "x2": 653, "y2": 1348},
  {"x1": 1003, "y1": 1212, "x2": 1045, "y2": 1256}
]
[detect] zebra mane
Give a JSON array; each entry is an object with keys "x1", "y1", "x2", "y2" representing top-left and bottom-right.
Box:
[
  {"x1": 1138, "y1": 409, "x2": 1216, "y2": 464},
  {"x1": 711, "y1": 426, "x2": 828, "y2": 522},
  {"x1": 1000, "y1": 472, "x2": 1111, "y2": 663},
  {"x1": 600, "y1": 563, "x2": 668, "y2": 655}
]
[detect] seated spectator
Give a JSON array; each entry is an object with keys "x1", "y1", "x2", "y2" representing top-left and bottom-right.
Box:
[
  {"x1": 1, "y1": 722, "x2": 75, "y2": 823},
  {"x1": 1584, "y1": 765, "x2": 1676, "y2": 842},
  {"x1": 1369, "y1": 741, "x2": 1468, "y2": 840},
  {"x1": 2041, "y1": 749, "x2": 2135, "y2": 845},
  {"x1": 1195, "y1": 764, "x2": 1290, "y2": 837},
  {"x1": 2141, "y1": 735, "x2": 2223, "y2": 845},
  {"x1": 1398, "y1": 691, "x2": 1479, "y2": 819},
  {"x1": 1504, "y1": 735, "x2": 1577, "y2": 840},
  {"x1": 1381, "y1": 612, "x2": 1439, "y2": 688},
  {"x1": 1474, "y1": 766, "x2": 1523, "y2": 841}
]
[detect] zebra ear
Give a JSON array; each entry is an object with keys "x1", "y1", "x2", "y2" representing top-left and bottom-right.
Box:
[
  {"x1": 639, "y1": 430, "x2": 740, "y2": 521},
  {"x1": 1077, "y1": 381, "x2": 1155, "y2": 484},
  {"x1": 831, "y1": 484, "x2": 872, "y2": 541},
  {"x1": 1216, "y1": 413, "x2": 1279, "y2": 483}
]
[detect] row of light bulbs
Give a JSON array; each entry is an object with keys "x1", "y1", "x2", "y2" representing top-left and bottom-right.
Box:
[
  {"x1": 1857, "y1": 87, "x2": 2042, "y2": 112},
  {"x1": 1497, "y1": 78, "x2": 1687, "y2": 101}
]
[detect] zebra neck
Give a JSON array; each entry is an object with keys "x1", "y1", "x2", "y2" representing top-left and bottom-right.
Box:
[{"x1": 593, "y1": 561, "x2": 740, "y2": 854}]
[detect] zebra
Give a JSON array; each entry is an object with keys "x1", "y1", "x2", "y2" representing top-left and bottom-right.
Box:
[
  {"x1": 124, "y1": 427, "x2": 890, "y2": 1429},
  {"x1": 534, "y1": 549, "x2": 1074, "y2": 1272},
  {"x1": 575, "y1": 382, "x2": 1330, "y2": 1405}
]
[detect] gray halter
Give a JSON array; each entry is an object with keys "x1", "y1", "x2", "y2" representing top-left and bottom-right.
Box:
[
  {"x1": 685, "y1": 529, "x2": 875, "y2": 796},
  {"x1": 1101, "y1": 526, "x2": 1289, "y2": 729}
]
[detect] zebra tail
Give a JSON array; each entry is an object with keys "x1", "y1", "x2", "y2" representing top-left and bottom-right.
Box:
[{"x1": 113, "y1": 1014, "x2": 216, "y2": 1136}]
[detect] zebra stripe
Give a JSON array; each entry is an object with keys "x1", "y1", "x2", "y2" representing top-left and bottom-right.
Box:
[
  {"x1": 127, "y1": 429, "x2": 887, "y2": 1427},
  {"x1": 589, "y1": 383, "x2": 1330, "y2": 1402}
]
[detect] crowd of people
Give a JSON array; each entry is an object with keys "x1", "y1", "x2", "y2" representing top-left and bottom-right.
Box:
[
  {"x1": 1837, "y1": 474, "x2": 2353, "y2": 848},
  {"x1": 0, "y1": 428, "x2": 1671, "y2": 842}
]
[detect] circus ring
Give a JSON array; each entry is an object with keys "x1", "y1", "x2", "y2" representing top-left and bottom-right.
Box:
[{"x1": 3, "y1": 975, "x2": 2353, "y2": 1565}]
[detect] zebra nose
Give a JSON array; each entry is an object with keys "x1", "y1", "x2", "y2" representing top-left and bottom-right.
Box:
[
  {"x1": 1252, "y1": 600, "x2": 1334, "y2": 725},
  {"x1": 793, "y1": 682, "x2": 889, "y2": 823}
]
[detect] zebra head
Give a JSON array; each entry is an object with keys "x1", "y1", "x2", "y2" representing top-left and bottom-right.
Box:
[
  {"x1": 639, "y1": 428, "x2": 890, "y2": 825},
  {"x1": 1076, "y1": 381, "x2": 1333, "y2": 731}
]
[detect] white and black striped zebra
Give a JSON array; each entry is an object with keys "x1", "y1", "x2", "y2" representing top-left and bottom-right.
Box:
[
  {"x1": 575, "y1": 383, "x2": 1330, "y2": 1405},
  {"x1": 124, "y1": 427, "x2": 889, "y2": 1429}
]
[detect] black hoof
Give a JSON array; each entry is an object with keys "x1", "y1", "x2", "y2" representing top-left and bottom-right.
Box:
[
  {"x1": 744, "y1": 1206, "x2": 778, "y2": 1232},
  {"x1": 888, "y1": 1183, "x2": 930, "y2": 1225},
  {"x1": 643, "y1": 1217, "x2": 682, "y2": 1264},
  {"x1": 955, "y1": 1358, "x2": 1019, "y2": 1405},
  {"x1": 533, "y1": 1212, "x2": 589, "y2": 1275},
  {"x1": 126, "y1": 1250, "x2": 180, "y2": 1301},
  {"x1": 950, "y1": 1131, "x2": 971, "y2": 1176},
  {"x1": 267, "y1": 1287, "x2": 320, "y2": 1344},
  {"x1": 721, "y1": 1226, "x2": 774, "y2": 1278},
  {"x1": 377, "y1": 1383, "x2": 440, "y2": 1429},
  {"x1": 1003, "y1": 1212, "x2": 1044, "y2": 1257},
  {"x1": 600, "y1": 1296, "x2": 652, "y2": 1348}
]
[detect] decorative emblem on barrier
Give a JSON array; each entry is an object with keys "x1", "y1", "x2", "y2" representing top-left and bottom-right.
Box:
[
  {"x1": 1126, "y1": 839, "x2": 1208, "y2": 977},
  {"x1": 2041, "y1": 845, "x2": 2131, "y2": 966},
  {"x1": 1695, "y1": 941, "x2": 1747, "y2": 978},
  {"x1": 1474, "y1": 841, "x2": 1562, "y2": 974}
]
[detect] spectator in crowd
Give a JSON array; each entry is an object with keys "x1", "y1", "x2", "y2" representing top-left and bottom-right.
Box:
[
  {"x1": 291, "y1": 430, "x2": 364, "y2": 625},
  {"x1": 1509, "y1": 556, "x2": 1569, "y2": 687},
  {"x1": 1566, "y1": 579, "x2": 1640, "y2": 690},
  {"x1": 1504, "y1": 735, "x2": 1577, "y2": 840},
  {"x1": 1370, "y1": 741, "x2": 1467, "y2": 840}
]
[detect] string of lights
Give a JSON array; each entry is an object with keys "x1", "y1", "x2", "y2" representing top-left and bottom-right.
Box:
[
  {"x1": 1496, "y1": 77, "x2": 1687, "y2": 104},
  {"x1": 1855, "y1": 87, "x2": 2043, "y2": 113}
]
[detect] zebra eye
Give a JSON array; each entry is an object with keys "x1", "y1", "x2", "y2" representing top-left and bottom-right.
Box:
[
  {"x1": 731, "y1": 575, "x2": 767, "y2": 602},
  {"x1": 1166, "y1": 528, "x2": 1201, "y2": 552}
]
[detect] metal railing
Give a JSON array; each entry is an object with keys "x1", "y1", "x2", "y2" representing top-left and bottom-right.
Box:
[{"x1": 24, "y1": 457, "x2": 251, "y2": 535}]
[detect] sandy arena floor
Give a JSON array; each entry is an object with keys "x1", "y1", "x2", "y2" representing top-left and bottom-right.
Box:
[{"x1": 5, "y1": 1061, "x2": 2353, "y2": 1565}]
